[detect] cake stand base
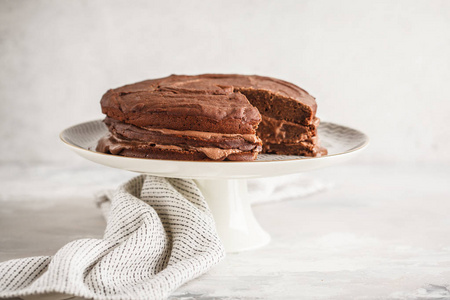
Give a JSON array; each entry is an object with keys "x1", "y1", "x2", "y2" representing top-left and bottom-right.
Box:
[{"x1": 195, "y1": 179, "x2": 270, "y2": 253}]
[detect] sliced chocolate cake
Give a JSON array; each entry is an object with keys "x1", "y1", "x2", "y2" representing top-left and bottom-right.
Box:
[{"x1": 96, "y1": 74, "x2": 327, "y2": 161}]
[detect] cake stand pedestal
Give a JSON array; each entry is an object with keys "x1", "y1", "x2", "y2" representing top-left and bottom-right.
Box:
[
  {"x1": 61, "y1": 120, "x2": 368, "y2": 252},
  {"x1": 195, "y1": 179, "x2": 270, "y2": 252}
]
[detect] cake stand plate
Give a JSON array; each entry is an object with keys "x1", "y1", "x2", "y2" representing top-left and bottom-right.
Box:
[{"x1": 61, "y1": 120, "x2": 368, "y2": 252}]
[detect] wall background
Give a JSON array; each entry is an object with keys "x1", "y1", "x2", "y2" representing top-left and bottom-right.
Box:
[{"x1": 1, "y1": 0, "x2": 449, "y2": 165}]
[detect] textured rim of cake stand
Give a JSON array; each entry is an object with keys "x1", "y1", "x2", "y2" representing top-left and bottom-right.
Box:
[{"x1": 60, "y1": 120, "x2": 369, "y2": 252}]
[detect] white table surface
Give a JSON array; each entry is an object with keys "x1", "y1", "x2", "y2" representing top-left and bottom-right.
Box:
[{"x1": 0, "y1": 162, "x2": 449, "y2": 300}]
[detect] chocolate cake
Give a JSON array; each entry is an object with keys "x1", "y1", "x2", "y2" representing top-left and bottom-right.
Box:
[{"x1": 96, "y1": 74, "x2": 327, "y2": 161}]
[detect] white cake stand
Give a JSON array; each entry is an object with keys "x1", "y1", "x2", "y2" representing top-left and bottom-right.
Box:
[{"x1": 60, "y1": 120, "x2": 368, "y2": 252}]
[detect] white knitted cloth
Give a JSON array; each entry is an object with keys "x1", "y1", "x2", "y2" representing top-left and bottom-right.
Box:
[{"x1": 0, "y1": 175, "x2": 225, "y2": 300}]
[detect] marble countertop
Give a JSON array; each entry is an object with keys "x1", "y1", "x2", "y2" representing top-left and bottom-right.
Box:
[{"x1": 1, "y1": 162, "x2": 449, "y2": 299}]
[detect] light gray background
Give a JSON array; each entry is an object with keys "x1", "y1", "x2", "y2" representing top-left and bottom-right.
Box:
[
  {"x1": 1, "y1": 2, "x2": 450, "y2": 299},
  {"x1": 1, "y1": 0, "x2": 449, "y2": 165}
]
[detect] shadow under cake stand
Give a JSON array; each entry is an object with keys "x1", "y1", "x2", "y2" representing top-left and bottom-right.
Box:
[{"x1": 60, "y1": 120, "x2": 368, "y2": 252}]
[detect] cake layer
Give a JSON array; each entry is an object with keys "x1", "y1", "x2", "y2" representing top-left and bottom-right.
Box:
[
  {"x1": 257, "y1": 116, "x2": 320, "y2": 143},
  {"x1": 262, "y1": 141, "x2": 327, "y2": 157},
  {"x1": 96, "y1": 134, "x2": 259, "y2": 161},
  {"x1": 100, "y1": 74, "x2": 317, "y2": 133},
  {"x1": 103, "y1": 117, "x2": 262, "y2": 151},
  {"x1": 102, "y1": 89, "x2": 260, "y2": 134}
]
